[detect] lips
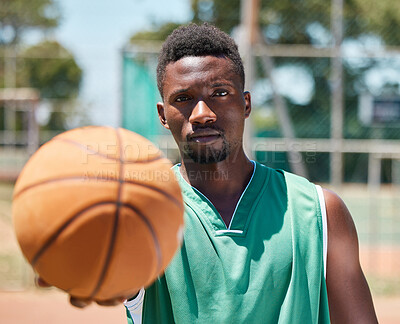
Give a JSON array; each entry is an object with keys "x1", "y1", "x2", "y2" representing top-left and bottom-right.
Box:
[{"x1": 187, "y1": 130, "x2": 222, "y2": 144}]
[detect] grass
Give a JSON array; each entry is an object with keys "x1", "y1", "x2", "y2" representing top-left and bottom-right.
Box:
[
  {"x1": 367, "y1": 275, "x2": 400, "y2": 296},
  {"x1": 0, "y1": 181, "x2": 14, "y2": 229},
  {"x1": 0, "y1": 182, "x2": 13, "y2": 226},
  {"x1": 0, "y1": 254, "x2": 33, "y2": 290},
  {"x1": 0, "y1": 181, "x2": 13, "y2": 200},
  {"x1": 0, "y1": 181, "x2": 34, "y2": 290}
]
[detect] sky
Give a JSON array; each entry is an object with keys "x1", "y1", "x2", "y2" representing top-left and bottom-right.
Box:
[{"x1": 52, "y1": 0, "x2": 192, "y2": 127}]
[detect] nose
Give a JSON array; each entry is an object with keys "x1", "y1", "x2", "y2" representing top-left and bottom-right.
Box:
[{"x1": 189, "y1": 100, "x2": 217, "y2": 125}]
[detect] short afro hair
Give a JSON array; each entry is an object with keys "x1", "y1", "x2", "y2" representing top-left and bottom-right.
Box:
[{"x1": 156, "y1": 23, "x2": 245, "y2": 98}]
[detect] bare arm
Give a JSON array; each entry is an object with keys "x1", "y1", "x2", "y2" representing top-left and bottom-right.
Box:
[{"x1": 323, "y1": 188, "x2": 378, "y2": 323}]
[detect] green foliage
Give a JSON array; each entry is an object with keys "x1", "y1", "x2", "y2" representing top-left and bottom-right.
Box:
[
  {"x1": 349, "y1": 0, "x2": 400, "y2": 45},
  {"x1": 19, "y1": 41, "x2": 82, "y2": 99},
  {"x1": 0, "y1": 1, "x2": 84, "y2": 133},
  {"x1": 367, "y1": 276, "x2": 400, "y2": 296},
  {"x1": 20, "y1": 41, "x2": 83, "y2": 131},
  {"x1": 191, "y1": 0, "x2": 241, "y2": 33},
  {"x1": 0, "y1": 0, "x2": 60, "y2": 45},
  {"x1": 190, "y1": 0, "x2": 400, "y2": 45},
  {"x1": 130, "y1": 22, "x2": 183, "y2": 42},
  {"x1": 0, "y1": 41, "x2": 83, "y2": 132}
]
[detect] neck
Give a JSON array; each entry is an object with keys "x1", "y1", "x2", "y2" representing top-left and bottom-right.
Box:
[{"x1": 179, "y1": 149, "x2": 254, "y2": 198}]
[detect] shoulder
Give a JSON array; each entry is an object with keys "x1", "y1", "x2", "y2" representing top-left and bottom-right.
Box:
[
  {"x1": 322, "y1": 188, "x2": 358, "y2": 243},
  {"x1": 322, "y1": 188, "x2": 360, "y2": 273}
]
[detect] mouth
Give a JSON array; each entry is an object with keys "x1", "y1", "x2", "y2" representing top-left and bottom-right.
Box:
[{"x1": 187, "y1": 131, "x2": 222, "y2": 144}]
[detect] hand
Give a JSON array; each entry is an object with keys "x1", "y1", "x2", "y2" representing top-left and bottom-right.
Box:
[{"x1": 35, "y1": 276, "x2": 139, "y2": 308}]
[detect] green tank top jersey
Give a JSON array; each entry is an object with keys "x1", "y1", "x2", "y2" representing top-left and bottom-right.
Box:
[{"x1": 129, "y1": 161, "x2": 330, "y2": 323}]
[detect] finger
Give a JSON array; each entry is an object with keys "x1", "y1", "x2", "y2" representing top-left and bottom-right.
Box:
[
  {"x1": 35, "y1": 276, "x2": 51, "y2": 288},
  {"x1": 95, "y1": 298, "x2": 124, "y2": 306},
  {"x1": 69, "y1": 296, "x2": 92, "y2": 308}
]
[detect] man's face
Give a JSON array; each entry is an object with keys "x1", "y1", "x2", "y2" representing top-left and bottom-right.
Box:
[{"x1": 157, "y1": 55, "x2": 251, "y2": 164}]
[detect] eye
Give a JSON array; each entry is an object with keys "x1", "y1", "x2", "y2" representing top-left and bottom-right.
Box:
[
  {"x1": 175, "y1": 95, "x2": 191, "y2": 102},
  {"x1": 213, "y1": 90, "x2": 228, "y2": 97}
]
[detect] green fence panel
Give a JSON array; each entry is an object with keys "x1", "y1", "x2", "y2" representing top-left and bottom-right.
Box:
[{"x1": 122, "y1": 55, "x2": 163, "y2": 140}]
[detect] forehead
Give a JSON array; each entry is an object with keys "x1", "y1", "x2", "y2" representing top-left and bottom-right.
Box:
[{"x1": 163, "y1": 55, "x2": 239, "y2": 90}]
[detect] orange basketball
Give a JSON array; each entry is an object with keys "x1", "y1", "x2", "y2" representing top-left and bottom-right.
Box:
[{"x1": 12, "y1": 126, "x2": 184, "y2": 301}]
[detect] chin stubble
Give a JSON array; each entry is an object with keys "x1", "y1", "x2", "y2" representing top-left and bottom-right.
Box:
[{"x1": 181, "y1": 135, "x2": 231, "y2": 164}]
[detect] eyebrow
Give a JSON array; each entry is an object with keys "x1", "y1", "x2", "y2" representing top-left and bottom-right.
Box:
[
  {"x1": 167, "y1": 82, "x2": 234, "y2": 99},
  {"x1": 168, "y1": 88, "x2": 190, "y2": 99},
  {"x1": 210, "y1": 82, "x2": 233, "y2": 88}
]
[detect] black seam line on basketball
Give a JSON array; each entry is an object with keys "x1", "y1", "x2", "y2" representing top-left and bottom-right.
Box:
[
  {"x1": 31, "y1": 201, "x2": 117, "y2": 266},
  {"x1": 89, "y1": 128, "x2": 124, "y2": 299},
  {"x1": 13, "y1": 177, "x2": 182, "y2": 210},
  {"x1": 123, "y1": 180, "x2": 183, "y2": 210},
  {"x1": 52, "y1": 137, "x2": 164, "y2": 164},
  {"x1": 121, "y1": 202, "x2": 162, "y2": 276}
]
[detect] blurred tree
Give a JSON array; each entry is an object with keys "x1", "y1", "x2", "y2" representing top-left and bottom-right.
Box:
[
  {"x1": 129, "y1": 22, "x2": 182, "y2": 66},
  {"x1": 0, "y1": 40, "x2": 83, "y2": 132},
  {"x1": 19, "y1": 41, "x2": 82, "y2": 99},
  {"x1": 0, "y1": 0, "x2": 60, "y2": 45},
  {"x1": 18, "y1": 40, "x2": 83, "y2": 131},
  {"x1": 0, "y1": 1, "x2": 83, "y2": 133},
  {"x1": 130, "y1": 22, "x2": 182, "y2": 42},
  {"x1": 191, "y1": 0, "x2": 240, "y2": 33},
  {"x1": 190, "y1": 0, "x2": 400, "y2": 45}
]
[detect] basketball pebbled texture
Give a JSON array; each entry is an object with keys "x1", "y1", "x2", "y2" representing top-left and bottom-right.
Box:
[{"x1": 12, "y1": 126, "x2": 184, "y2": 301}]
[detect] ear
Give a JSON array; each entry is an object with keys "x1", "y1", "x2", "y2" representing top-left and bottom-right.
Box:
[
  {"x1": 243, "y1": 91, "x2": 251, "y2": 118},
  {"x1": 157, "y1": 102, "x2": 170, "y2": 129}
]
